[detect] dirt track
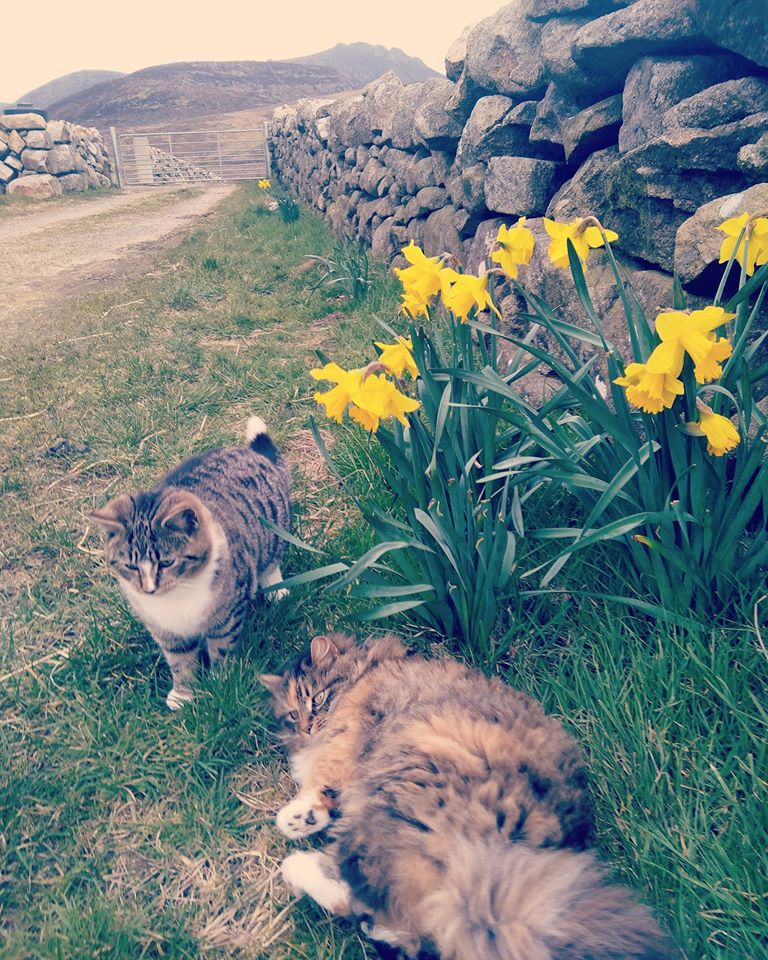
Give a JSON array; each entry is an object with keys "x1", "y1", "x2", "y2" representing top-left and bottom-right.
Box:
[{"x1": 0, "y1": 184, "x2": 237, "y2": 344}]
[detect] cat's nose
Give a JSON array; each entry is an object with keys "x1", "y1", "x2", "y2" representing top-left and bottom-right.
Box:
[{"x1": 139, "y1": 562, "x2": 157, "y2": 593}]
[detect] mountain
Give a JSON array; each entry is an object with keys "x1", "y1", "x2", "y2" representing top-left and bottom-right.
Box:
[
  {"x1": 18, "y1": 70, "x2": 126, "y2": 108},
  {"x1": 291, "y1": 42, "x2": 441, "y2": 85},
  {"x1": 47, "y1": 60, "x2": 356, "y2": 130}
]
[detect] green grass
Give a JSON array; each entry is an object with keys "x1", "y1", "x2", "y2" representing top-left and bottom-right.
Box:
[{"x1": 0, "y1": 182, "x2": 765, "y2": 960}]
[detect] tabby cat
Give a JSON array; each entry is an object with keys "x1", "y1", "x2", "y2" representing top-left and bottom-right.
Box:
[
  {"x1": 261, "y1": 633, "x2": 679, "y2": 960},
  {"x1": 91, "y1": 416, "x2": 291, "y2": 709}
]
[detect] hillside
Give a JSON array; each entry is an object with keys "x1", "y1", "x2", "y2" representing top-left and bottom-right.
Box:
[
  {"x1": 291, "y1": 42, "x2": 441, "y2": 85},
  {"x1": 47, "y1": 60, "x2": 355, "y2": 130},
  {"x1": 18, "y1": 70, "x2": 126, "y2": 108}
]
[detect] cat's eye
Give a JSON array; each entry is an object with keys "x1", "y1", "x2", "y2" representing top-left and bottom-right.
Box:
[
  {"x1": 313, "y1": 690, "x2": 329, "y2": 707},
  {"x1": 125, "y1": 564, "x2": 138, "y2": 571},
  {"x1": 158, "y1": 559, "x2": 176, "y2": 569},
  {"x1": 287, "y1": 710, "x2": 299, "y2": 722}
]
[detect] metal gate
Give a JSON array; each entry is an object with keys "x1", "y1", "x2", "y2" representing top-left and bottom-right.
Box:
[{"x1": 110, "y1": 125, "x2": 270, "y2": 188}]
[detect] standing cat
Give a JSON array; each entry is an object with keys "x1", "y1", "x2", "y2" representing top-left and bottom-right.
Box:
[
  {"x1": 91, "y1": 416, "x2": 291, "y2": 709},
  {"x1": 261, "y1": 633, "x2": 679, "y2": 960}
]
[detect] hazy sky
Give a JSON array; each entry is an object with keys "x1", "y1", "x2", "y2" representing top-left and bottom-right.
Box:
[{"x1": 3, "y1": 0, "x2": 506, "y2": 102}]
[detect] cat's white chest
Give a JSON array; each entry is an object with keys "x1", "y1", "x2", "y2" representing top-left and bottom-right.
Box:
[
  {"x1": 121, "y1": 556, "x2": 220, "y2": 638},
  {"x1": 290, "y1": 743, "x2": 323, "y2": 786}
]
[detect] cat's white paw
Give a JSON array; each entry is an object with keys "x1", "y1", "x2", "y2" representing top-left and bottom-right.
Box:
[
  {"x1": 260, "y1": 565, "x2": 288, "y2": 602},
  {"x1": 361, "y1": 921, "x2": 404, "y2": 947},
  {"x1": 281, "y1": 851, "x2": 351, "y2": 914},
  {"x1": 166, "y1": 687, "x2": 195, "y2": 711},
  {"x1": 265, "y1": 586, "x2": 289, "y2": 603},
  {"x1": 276, "y1": 792, "x2": 329, "y2": 838}
]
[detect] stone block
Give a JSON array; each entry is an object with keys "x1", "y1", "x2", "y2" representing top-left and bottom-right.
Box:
[
  {"x1": 572, "y1": 0, "x2": 707, "y2": 89},
  {"x1": 619, "y1": 54, "x2": 757, "y2": 152},
  {"x1": 464, "y1": 3, "x2": 547, "y2": 100},
  {"x1": 24, "y1": 129, "x2": 53, "y2": 150},
  {"x1": 662, "y1": 77, "x2": 768, "y2": 132},
  {"x1": 486, "y1": 157, "x2": 562, "y2": 217},
  {"x1": 414, "y1": 78, "x2": 463, "y2": 150},
  {"x1": 7, "y1": 173, "x2": 62, "y2": 198},
  {"x1": 674, "y1": 182, "x2": 768, "y2": 285},
  {"x1": 562, "y1": 94, "x2": 623, "y2": 164},
  {"x1": 0, "y1": 113, "x2": 47, "y2": 131},
  {"x1": 20, "y1": 148, "x2": 48, "y2": 172},
  {"x1": 8, "y1": 130, "x2": 25, "y2": 154},
  {"x1": 47, "y1": 120, "x2": 73, "y2": 143},
  {"x1": 46, "y1": 144, "x2": 79, "y2": 175},
  {"x1": 698, "y1": 0, "x2": 768, "y2": 70},
  {"x1": 58, "y1": 172, "x2": 88, "y2": 192}
]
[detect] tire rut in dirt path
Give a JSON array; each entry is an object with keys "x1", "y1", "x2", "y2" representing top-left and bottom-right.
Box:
[{"x1": 0, "y1": 183, "x2": 238, "y2": 345}]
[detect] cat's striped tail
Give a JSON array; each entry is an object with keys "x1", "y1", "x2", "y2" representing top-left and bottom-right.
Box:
[
  {"x1": 420, "y1": 840, "x2": 679, "y2": 960},
  {"x1": 245, "y1": 416, "x2": 281, "y2": 463}
]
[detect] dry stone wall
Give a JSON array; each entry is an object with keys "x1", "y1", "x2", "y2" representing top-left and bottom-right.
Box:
[
  {"x1": 148, "y1": 145, "x2": 223, "y2": 184},
  {"x1": 271, "y1": 0, "x2": 768, "y2": 319},
  {"x1": 0, "y1": 113, "x2": 112, "y2": 198}
]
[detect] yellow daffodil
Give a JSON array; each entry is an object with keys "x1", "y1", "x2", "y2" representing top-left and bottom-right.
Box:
[
  {"x1": 310, "y1": 362, "x2": 420, "y2": 431},
  {"x1": 348, "y1": 404, "x2": 380, "y2": 432},
  {"x1": 491, "y1": 219, "x2": 535, "y2": 279},
  {"x1": 374, "y1": 336, "x2": 418, "y2": 379},
  {"x1": 717, "y1": 212, "x2": 768, "y2": 276},
  {"x1": 613, "y1": 362, "x2": 683, "y2": 413},
  {"x1": 356, "y1": 373, "x2": 421, "y2": 427},
  {"x1": 543, "y1": 218, "x2": 618, "y2": 270},
  {"x1": 400, "y1": 290, "x2": 431, "y2": 318},
  {"x1": 258, "y1": 179, "x2": 271, "y2": 190},
  {"x1": 394, "y1": 242, "x2": 444, "y2": 315},
  {"x1": 440, "y1": 268, "x2": 501, "y2": 322},
  {"x1": 686, "y1": 401, "x2": 740, "y2": 456},
  {"x1": 310, "y1": 363, "x2": 364, "y2": 423},
  {"x1": 649, "y1": 306, "x2": 734, "y2": 384}
]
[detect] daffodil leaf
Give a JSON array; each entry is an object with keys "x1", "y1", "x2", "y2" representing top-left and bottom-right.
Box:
[
  {"x1": 354, "y1": 599, "x2": 430, "y2": 621},
  {"x1": 347, "y1": 582, "x2": 435, "y2": 599},
  {"x1": 519, "y1": 588, "x2": 701, "y2": 628},
  {"x1": 268, "y1": 563, "x2": 350, "y2": 589},
  {"x1": 672, "y1": 272, "x2": 687, "y2": 310},
  {"x1": 724, "y1": 259, "x2": 768, "y2": 310},
  {"x1": 330, "y1": 540, "x2": 431, "y2": 590},
  {"x1": 308, "y1": 415, "x2": 344, "y2": 483},
  {"x1": 579, "y1": 442, "x2": 660, "y2": 533},
  {"x1": 259, "y1": 517, "x2": 323, "y2": 554}
]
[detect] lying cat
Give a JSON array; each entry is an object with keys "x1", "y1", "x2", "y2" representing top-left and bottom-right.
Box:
[
  {"x1": 261, "y1": 632, "x2": 679, "y2": 960},
  {"x1": 91, "y1": 416, "x2": 291, "y2": 709}
]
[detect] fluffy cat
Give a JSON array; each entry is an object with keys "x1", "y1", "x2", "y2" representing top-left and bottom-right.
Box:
[
  {"x1": 92, "y1": 416, "x2": 291, "y2": 709},
  {"x1": 261, "y1": 633, "x2": 679, "y2": 960}
]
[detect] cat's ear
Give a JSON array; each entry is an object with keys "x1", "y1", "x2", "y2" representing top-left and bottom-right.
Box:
[
  {"x1": 258, "y1": 673, "x2": 283, "y2": 695},
  {"x1": 160, "y1": 493, "x2": 200, "y2": 536},
  {"x1": 310, "y1": 634, "x2": 340, "y2": 665},
  {"x1": 90, "y1": 494, "x2": 133, "y2": 536}
]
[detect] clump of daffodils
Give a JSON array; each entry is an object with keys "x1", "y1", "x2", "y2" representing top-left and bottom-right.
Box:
[
  {"x1": 257, "y1": 179, "x2": 271, "y2": 190},
  {"x1": 610, "y1": 211, "x2": 768, "y2": 456},
  {"x1": 613, "y1": 302, "x2": 740, "y2": 456}
]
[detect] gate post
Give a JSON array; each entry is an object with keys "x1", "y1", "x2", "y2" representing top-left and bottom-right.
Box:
[
  {"x1": 263, "y1": 122, "x2": 271, "y2": 177},
  {"x1": 109, "y1": 126, "x2": 124, "y2": 188}
]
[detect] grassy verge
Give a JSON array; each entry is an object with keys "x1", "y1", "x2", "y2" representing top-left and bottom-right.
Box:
[{"x1": 0, "y1": 182, "x2": 764, "y2": 959}]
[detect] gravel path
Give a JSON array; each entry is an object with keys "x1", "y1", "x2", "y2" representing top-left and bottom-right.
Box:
[{"x1": 0, "y1": 184, "x2": 237, "y2": 344}]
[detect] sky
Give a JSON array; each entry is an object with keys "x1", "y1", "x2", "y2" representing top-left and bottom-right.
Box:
[{"x1": 2, "y1": 0, "x2": 507, "y2": 103}]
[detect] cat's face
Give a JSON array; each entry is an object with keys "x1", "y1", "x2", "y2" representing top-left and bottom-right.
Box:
[
  {"x1": 260, "y1": 633, "x2": 409, "y2": 749},
  {"x1": 260, "y1": 633, "x2": 360, "y2": 746},
  {"x1": 90, "y1": 490, "x2": 212, "y2": 596}
]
